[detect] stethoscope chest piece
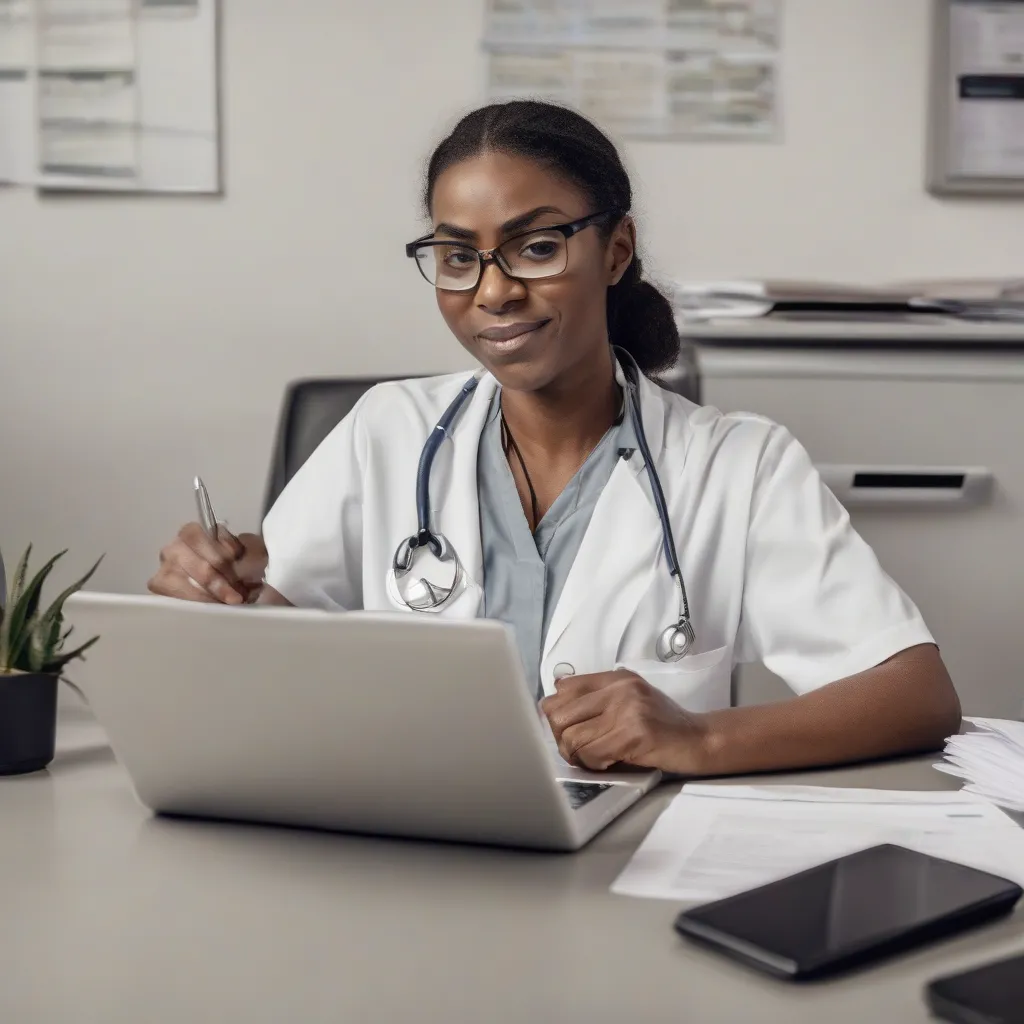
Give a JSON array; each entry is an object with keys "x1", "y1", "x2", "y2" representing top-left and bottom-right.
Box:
[
  {"x1": 656, "y1": 618, "x2": 696, "y2": 662},
  {"x1": 390, "y1": 531, "x2": 464, "y2": 612}
]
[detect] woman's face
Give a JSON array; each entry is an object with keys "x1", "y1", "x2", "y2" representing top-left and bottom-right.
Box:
[{"x1": 428, "y1": 150, "x2": 634, "y2": 394}]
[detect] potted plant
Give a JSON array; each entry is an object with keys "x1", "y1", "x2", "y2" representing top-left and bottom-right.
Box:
[{"x1": 0, "y1": 545, "x2": 102, "y2": 776}]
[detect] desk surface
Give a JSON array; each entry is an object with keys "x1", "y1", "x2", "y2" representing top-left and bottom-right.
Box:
[{"x1": 3, "y1": 694, "x2": 1022, "y2": 1024}]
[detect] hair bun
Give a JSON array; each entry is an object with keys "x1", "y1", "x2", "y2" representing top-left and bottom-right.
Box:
[{"x1": 607, "y1": 263, "x2": 680, "y2": 375}]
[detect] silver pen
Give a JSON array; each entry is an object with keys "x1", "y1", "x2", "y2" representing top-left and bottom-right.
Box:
[
  {"x1": 193, "y1": 476, "x2": 219, "y2": 540},
  {"x1": 193, "y1": 476, "x2": 260, "y2": 603}
]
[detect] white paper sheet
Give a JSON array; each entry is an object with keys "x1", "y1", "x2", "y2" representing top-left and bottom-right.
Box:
[
  {"x1": 37, "y1": 0, "x2": 134, "y2": 69},
  {"x1": 612, "y1": 784, "x2": 1024, "y2": 903},
  {"x1": 483, "y1": 0, "x2": 782, "y2": 141},
  {"x1": 487, "y1": 48, "x2": 576, "y2": 106},
  {"x1": 1, "y1": 0, "x2": 219, "y2": 191},
  {"x1": 665, "y1": 49, "x2": 775, "y2": 138},
  {"x1": 572, "y1": 48, "x2": 667, "y2": 128},
  {"x1": 934, "y1": 717, "x2": 1024, "y2": 814},
  {"x1": 37, "y1": 67, "x2": 137, "y2": 180},
  {"x1": 951, "y1": 0, "x2": 1024, "y2": 74},
  {"x1": 0, "y1": 0, "x2": 34, "y2": 183},
  {"x1": 483, "y1": 0, "x2": 579, "y2": 48},
  {"x1": 947, "y1": 0, "x2": 1024, "y2": 179},
  {"x1": 665, "y1": 0, "x2": 778, "y2": 52},
  {"x1": 0, "y1": 0, "x2": 32, "y2": 66}
]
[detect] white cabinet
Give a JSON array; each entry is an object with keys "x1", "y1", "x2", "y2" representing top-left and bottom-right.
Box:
[{"x1": 688, "y1": 321, "x2": 1024, "y2": 719}]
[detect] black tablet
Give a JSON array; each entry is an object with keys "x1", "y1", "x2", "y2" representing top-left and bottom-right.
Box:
[
  {"x1": 926, "y1": 951, "x2": 1024, "y2": 1024},
  {"x1": 673, "y1": 844, "x2": 1022, "y2": 981}
]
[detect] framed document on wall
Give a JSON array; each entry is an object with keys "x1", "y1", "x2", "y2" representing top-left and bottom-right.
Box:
[{"x1": 927, "y1": 0, "x2": 1024, "y2": 196}]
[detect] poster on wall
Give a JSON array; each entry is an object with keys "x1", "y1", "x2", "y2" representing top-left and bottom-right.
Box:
[
  {"x1": 0, "y1": 0, "x2": 221, "y2": 192},
  {"x1": 482, "y1": 0, "x2": 783, "y2": 142},
  {"x1": 928, "y1": 0, "x2": 1024, "y2": 195}
]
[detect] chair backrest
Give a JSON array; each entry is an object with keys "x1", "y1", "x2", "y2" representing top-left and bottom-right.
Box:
[
  {"x1": 262, "y1": 376, "x2": 406, "y2": 517},
  {"x1": 262, "y1": 351, "x2": 701, "y2": 518}
]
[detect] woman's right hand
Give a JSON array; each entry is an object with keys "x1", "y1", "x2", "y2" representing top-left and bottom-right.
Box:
[{"x1": 147, "y1": 524, "x2": 269, "y2": 605}]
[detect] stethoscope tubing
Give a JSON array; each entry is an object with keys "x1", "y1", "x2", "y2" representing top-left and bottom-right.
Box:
[{"x1": 392, "y1": 348, "x2": 695, "y2": 658}]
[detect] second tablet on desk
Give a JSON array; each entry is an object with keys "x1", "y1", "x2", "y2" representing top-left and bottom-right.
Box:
[
  {"x1": 926, "y1": 951, "x2": 1024, "y2": 1024},
  {"x1": 673, "y1": 844, "x2": 1022, "y2": 981}
]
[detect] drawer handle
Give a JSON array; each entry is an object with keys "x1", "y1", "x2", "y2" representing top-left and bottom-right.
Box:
[{"x1": 817, "y1": 465, "x2": 993, "y2": 508}]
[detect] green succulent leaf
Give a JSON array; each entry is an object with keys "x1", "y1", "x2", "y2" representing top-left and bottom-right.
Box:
[
  {"x1": 41, "y1": 555, "x2": 103, "y2": 625},
  {"x1": 41, "y1": 634, "x2": 100, "y2": 674},
  {"x1": 25, "y1": 613, "x2": 63, "y2": 673},
  {"x1": 7, "y1": 545, "x2": 31, "y2": 605},
  {"x1": 0, "y1": 544, "x2": 33, "y2": 667},
  {"x1": 4, "y1": 551, "x2": 67, "y2": 670},
  {"x1": 0, "y1": 545, "x2": 101, "y2": 676}
]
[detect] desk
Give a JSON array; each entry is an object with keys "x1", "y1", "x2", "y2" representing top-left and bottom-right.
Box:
[{"x1": 2, "y1": 693, "x2": 1022, "y2": 1024}]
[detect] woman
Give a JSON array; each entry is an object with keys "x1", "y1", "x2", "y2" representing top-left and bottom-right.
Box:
[{"x1": 149, "y1": 101, "x2": 960, "y2": 775}]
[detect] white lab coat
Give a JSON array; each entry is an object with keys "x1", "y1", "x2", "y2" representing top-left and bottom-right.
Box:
[{"x1": 262, "y1": 368, "x2": 934, "y2": 712}]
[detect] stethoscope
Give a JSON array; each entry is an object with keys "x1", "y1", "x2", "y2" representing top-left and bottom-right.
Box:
[{"x1": 387, "y1": 348, "x2": 696, "y2": 662}]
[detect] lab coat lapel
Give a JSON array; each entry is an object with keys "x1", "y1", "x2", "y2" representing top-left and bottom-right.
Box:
[
  {"x1": 541, "y1": 460, "x2": 663, "y2": 675},
  {"x1": 431, "y1": 372, "x2": 497, "y2": 620},
  {"x1": 541, "y1": 373, "x2": 669, "y2": 676}
]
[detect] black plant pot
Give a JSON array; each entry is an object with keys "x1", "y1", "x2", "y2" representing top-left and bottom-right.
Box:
[{"x1": 0, "y1": 672, "x2": 58, "y2": 776}]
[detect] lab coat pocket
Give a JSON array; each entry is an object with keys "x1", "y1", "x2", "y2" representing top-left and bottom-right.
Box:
[{"x1": 616, "y1": 646, "x2": 732, "y2": 713}]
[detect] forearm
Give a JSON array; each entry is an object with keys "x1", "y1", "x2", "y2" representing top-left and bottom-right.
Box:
[{"x1": 693, "y1": 644, "x2": 962, "y2": 777}]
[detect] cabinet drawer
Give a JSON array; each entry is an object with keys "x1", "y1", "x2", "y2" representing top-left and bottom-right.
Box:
[{"x1": 700, "y1": 357, "x2": 1024, "y2": 719}]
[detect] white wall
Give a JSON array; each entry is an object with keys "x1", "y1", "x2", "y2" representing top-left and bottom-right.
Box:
[{"x1": 2, "y1": 0, "x2": 1023, "y2": 592}]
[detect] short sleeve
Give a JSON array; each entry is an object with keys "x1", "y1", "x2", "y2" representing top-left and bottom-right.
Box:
[
  {"x1": 260, "y1": 394, "x2": 369, "y2": 610},
  {"x1": 736, "y1": 425, "x2": 935, "y2": 693}
]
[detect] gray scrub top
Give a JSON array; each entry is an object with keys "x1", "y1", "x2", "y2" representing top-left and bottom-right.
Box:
[{"x1": 477, "y1": 392, "x2": 637, "y2": 698}]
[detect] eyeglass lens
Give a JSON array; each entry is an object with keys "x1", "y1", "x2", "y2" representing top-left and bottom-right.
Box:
[{"x1": 413, "y1": 229, "x2": 569, "y2": 290}]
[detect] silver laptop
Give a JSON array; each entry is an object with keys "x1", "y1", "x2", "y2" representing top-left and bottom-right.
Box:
[{"x1": 64, "y1": 592, "x2": 660, "y2": 851}]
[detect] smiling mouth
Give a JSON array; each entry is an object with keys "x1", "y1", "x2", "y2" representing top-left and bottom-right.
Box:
[{"x1": 476, "y1": 319, "x2": 551, "y2": 347}]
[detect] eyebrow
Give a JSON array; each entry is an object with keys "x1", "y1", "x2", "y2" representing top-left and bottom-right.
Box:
[{"x1": 433, "y1": 205, "x2": 569, "y2": 243}]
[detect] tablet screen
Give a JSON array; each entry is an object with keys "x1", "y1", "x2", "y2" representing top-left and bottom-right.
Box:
[{"x1": 677, "y1": 844, "x2": 1021, "y2": 976}]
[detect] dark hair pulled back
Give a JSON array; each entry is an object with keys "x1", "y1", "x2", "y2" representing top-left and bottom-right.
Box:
[{"x1": 424, "y1": 101, "x2": 679, "y2": 376}]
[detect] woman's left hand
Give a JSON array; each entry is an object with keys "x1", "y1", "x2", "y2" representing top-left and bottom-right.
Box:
[{"x1": 540, "y1": 669, "x2": 710, "y2": 774}]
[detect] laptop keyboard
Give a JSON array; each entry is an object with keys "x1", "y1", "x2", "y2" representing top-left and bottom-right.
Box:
[{"x1": 561, "y1": 780, "x2": 613, "y2": 810}]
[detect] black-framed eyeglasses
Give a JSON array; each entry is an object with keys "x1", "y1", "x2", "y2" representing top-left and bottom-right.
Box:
[{"x1": 405, "y1": 209, "x2": 622, "y2": 292}]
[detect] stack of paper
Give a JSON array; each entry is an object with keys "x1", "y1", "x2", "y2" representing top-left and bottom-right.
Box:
[
  {"x1": 935, "y1": 718, "x2": 1024, "y2": 814},
  {"x1": 665, "y1": 280, "x2": 771, "y2": 321},
  {"x1": 669, "y1": 277, "x2": 1024, "y2": 324},
  {"x1": 612, "y1": 784, "x2": 1024, "y2": 903}
]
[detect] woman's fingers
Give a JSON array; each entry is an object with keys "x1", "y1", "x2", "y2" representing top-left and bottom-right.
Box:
[{"x1": 149, "y1": 522, "x2": 250, "y2": 604}]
